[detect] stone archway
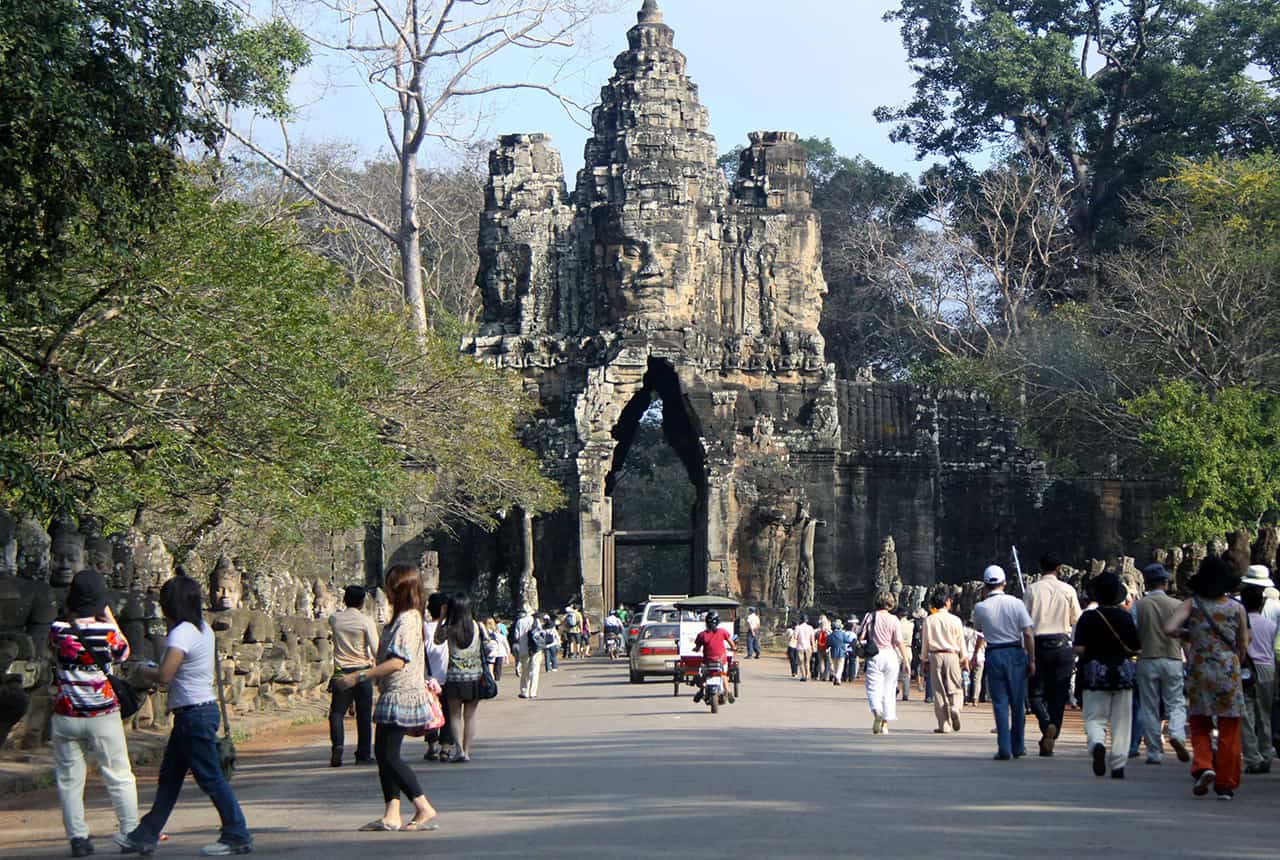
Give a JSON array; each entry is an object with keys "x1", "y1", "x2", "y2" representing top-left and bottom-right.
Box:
[{"x1": 601, "y1": 359, "x2": 709, "y2": 608}]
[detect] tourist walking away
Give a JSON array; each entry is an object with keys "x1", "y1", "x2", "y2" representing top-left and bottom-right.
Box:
[
  {"x1": 897, "y1": 610, "x2": 915, "y2": 701},
  {"x1": 50, "y1": 569, "x2": 138, "y2": 858},
  {"x1": 963, "y1": 623, "x2": 984, "y2": 704},
  {"x1": 512, "y1": 608, "x2": 541, "y2": 698},
  {"x1": 1134, "y1": 564, "x2": 1189, "y2": 765},
  {"x1": 828, "y1": 621, "x2": 851, "y2": 686},
  {"x1": 580, "y1": 610, "x2": 592, "y2": 658},
  {"x1": 973, "y1": 565, "x2": 1036, "y2": 760},
  {"x1": 863, "y1": 592, "x2": 907, "y2": 734},
  {"x1": 484, "y1": 617, "x2": 510, "y2": 681},
  {"x1": 816, "y1": 615, "x2": 833, "y2": 681},
  {"x1": 335, "y1": 564, "x2": 437, "y2": 832},
  {"x1": 786, "y1": 623, "x2": 799, "y2": 677},
  {"x1": 1072, "y1": 572, "x2": 1141, "y2": 779},
  {"x1": 921, "y1": 590, "x2": 968, "y2": 733},
  {"x1": 1240, "y1": 570, "x2": 1277, "y2": 774},
  {"x1": 423, "y1": 592, "x2": 452, "y2": 762},
  {"x1": 328, "y1": 585, "x2": 378, "y2": 768},
  {"x1": 543, "y1": 614, "x2": 561, "y2": 671},
  {"x1": 115, "y1": 576, "x2": 252, "y2": 856},
  {"x1": 435, "y1": 594, "x2": 491, "y2": 762},
  {"x1": 746, "y1": 607, "x2": 762, "y2": 658},
  {"x1": 563, "y1": 605, "x2": 581, "y2": 658},
  {"x1": 1165, "y1": 556, "x2": 1249, "y2": 799},
  {"x1": 794, "y1": 615, "x2": 816, "y2": 681},
  {"x1": 1023, "y1": 552, "x2": 1082, "y2": 757}
]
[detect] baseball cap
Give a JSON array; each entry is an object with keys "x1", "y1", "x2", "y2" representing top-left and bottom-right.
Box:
[{"x1": 982, "y1": 565, "x2": 1006, "y2": 586}]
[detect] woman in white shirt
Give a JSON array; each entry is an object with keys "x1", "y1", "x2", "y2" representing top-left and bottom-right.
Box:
[{"x1": 115, "y1": 576, "x2": 251, "y2": 857}]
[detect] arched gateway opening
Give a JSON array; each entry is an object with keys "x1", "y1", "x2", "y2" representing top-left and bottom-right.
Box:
[{"x1": 601, "y1": 359, "x2": 708, "y2": 607}]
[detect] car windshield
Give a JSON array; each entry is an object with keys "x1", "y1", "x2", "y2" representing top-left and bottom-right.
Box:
[
  {"x1": 649, "y1": 608, "x2": 701, "y2": 623},
  {"x1": 641, "y1": 624, "x2": 678, "y2": 640}
]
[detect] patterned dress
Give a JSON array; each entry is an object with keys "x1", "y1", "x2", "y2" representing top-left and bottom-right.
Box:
[
  {"x1": 372, "y1": 610, "x2": 430, "y2": 728},
  {"x1": 1185, "y1": 597, "x2": 1245, "y2": 718}
]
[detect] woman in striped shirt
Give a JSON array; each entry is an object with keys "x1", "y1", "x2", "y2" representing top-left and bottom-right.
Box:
[{"x1": 49, "y1": 568, "x2": 138, "y2": 858}]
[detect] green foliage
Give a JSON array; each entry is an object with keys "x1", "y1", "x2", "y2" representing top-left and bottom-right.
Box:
[
  {"x1": 879, "y1": 0, "x2": 1280, "y2": 245},
  {"x1": 3, "y1": 179, "x2": 559, "y2": 551},
  {"x1": 0, "y1": 0, "x2": 309, "y2": 516},
  {"x1": 1127, "y1": 382, "x2": 1280, "y2": 542}
]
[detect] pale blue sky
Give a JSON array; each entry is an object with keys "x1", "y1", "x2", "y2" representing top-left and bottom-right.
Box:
[{"x1": 267, "y1": 1, "x2": 928, "y2": 179}]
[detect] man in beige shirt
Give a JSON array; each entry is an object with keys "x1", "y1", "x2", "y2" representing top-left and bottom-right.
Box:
[
  {"x1": 1134, "y1": 564, "x2": 1189, "y2": 764},
  {"x1": 1023, "y1": 552, "x2": 1082, "y2": 756},
  {"x1": 328, "y1": 585, "x2": 379, "y2": 767},
  {"x1": 921, "y1": 591, "x2": 969, "y2": 733}
]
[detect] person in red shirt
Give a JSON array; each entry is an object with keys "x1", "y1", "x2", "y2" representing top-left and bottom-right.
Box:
[{"x1": 694, "y1": 612, "x2": 734, "y2": 703}]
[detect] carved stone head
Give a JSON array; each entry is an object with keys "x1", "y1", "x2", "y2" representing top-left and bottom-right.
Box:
[
  {"x1": 0, "y1": 512, "x2": 16, "y2": 578},
  {"x1": 49, "y1": 518, "x2": 86, "y2": 589},
  {"x1": 108, "y1": 532, "x2": 136, "y2": 591},
  {"x1": 312, "y1": 579, "x2": 337, "y2": 618},
  {"x1": 209, "y1": 555, "x2": 242, "y2": 611},
  {"x1": 16, "y1": 516, "x2": 51, "y2": 582},
  {"x1": 130, "y1": 533, "x2": 174, "y2": 592},
  {"x1": 79, "y1": 517, "x2": 113, "y2": 578}
]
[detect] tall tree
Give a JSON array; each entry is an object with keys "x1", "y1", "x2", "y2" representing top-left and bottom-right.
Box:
[
  {"x1": 878, "y1": 1, "x2": 1280, "y2": 265},
  {"x1": 0, "y1": 0, "x2": 304, "y2": 514},
  {"x1": 214, "y1": 0, "x2": 612, "y2": 342}
]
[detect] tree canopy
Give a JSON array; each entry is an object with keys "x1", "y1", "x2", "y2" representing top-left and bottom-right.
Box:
[{"x1": 879, "y1": 0, "x2": 1280, "y2": 255}]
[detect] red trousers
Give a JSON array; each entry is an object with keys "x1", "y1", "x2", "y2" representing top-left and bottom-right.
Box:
[{"x1": 1189, "y1": 715, "x2": 1242, "y2": 792}]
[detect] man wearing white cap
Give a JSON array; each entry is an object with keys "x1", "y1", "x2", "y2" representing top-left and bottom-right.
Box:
[
  {"x1": 1240, "y1": 567, "x2": 1277, "y2": 773},
  {"x1": 972, "y1": 565, "x2": 1036, "y2": 759}
]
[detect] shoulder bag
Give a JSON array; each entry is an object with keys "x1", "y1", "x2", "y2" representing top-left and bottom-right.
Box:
[
  {"x1": 214, "y1": 656, "x2": 238, "y2": 780},
  {"x1": 858, "y1": 614, "x2": 880, "y2": 660},
  {"x1": 67, "y1": 620, "x2": 144, "y2": 720},
  {"x1": 477, "y1": 623, "x2": 499, "y2": 700},
  {"x1": 1194, "y1": 597, "x2": 1254, "y2": 692}
]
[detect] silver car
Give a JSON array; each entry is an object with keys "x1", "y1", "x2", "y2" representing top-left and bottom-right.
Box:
[{"x1": 628, "y1": 623, "x2": 679, "y2": 683}]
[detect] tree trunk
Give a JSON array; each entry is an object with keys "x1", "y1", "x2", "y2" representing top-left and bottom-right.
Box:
[{"x1": 399, "y1": 149, "x2": 428, "y2": 342}]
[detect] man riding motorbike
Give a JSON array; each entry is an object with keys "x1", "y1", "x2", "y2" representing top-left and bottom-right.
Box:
[
  {"x1": 603, "y1": 610, "x2": 624, "y2": 658},
  {"x1": 693, "y1": 611, "x2": 734, "y2": 704}
]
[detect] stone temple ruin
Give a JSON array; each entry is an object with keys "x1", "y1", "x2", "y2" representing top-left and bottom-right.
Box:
[{"x1": 453, "y1": 0, "x2": 1165, "y2": 618}]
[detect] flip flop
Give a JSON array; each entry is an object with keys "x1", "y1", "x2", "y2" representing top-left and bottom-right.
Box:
[
  {"x1": 358, "y1": 820, "x2": 401, "y2": 832},
  {"x1": 402, "y1": 820, "x2": 440, "y2": 832}
]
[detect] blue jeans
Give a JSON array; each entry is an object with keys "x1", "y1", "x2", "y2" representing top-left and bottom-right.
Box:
[
  {"x1": 986, "y1": 647, "x2": 1029, "y2": 758},
  {"x1": 748, "y1": 633, "x2": 760, "y2": 659},
  {"x1": 130, "y1": 703, "x2": 250, "y2": 849},
  {"x1": 544, "y1": 646, "x2": 559, "y2": 671}
]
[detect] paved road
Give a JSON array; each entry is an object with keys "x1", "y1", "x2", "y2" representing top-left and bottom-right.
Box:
[{"x1": 4, "y1": 655, "x2": 1277, "y2": 858}]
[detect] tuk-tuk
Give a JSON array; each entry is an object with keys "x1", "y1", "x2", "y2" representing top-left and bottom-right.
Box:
[{"x1": 672, "y1": 595, "x2": 742, "y2": 708}]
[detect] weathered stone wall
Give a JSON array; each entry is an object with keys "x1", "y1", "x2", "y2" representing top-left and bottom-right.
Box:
[{"x1": 0, "y1": 515, "x2": 410, "y2": 749}]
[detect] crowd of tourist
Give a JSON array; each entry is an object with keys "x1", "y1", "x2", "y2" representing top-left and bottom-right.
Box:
[
  {"x1": 42, "y1": 548, "x2": 1280, "y2": 855},
  {"x1": 782, "y1": 551, "x2": 1278, "y2": 801}
]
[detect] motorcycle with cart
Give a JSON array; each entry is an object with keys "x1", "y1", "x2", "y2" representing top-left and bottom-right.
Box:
[{"x1": 671, "y1": 596, "x2": 742, "y2": 714}]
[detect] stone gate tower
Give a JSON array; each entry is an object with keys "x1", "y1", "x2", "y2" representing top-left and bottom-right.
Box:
[{"x1": 464, "y1": 0, "x2": 840, "y2": 615}]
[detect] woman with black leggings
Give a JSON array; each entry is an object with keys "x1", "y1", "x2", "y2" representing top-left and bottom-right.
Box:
[{"x1": 334, "y1": 565, "x2": 437, "y2": 832}]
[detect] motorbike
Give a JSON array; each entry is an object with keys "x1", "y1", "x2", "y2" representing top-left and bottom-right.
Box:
[
  {"x1": 695, "y1": 660, "x2": 734, "y2": 713},
  {"x1": 604, "y1": 630, "x2": 622, "y2": 660}
]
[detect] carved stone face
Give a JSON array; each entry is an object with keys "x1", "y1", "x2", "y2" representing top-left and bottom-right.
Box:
[
  {"x1": 16, "y1": 516, "x2": 51, "y2": 582},
  {"x1": 312, "y1": 580, "x2": 337, "y2": 618},
  {"x1": 80, "y1": 518, "x2": 113, "y2": 578},
  {"x1": 0, "y1": 512, "x2": 16, "y2": 578},
  {"x1": 131, "y1": 533, "x2": 174, "y2": 592},
  {"x1": 209, "y1": 555, "x2": 242, "y2": 611},
  {"x1": 109, "y1": 533, "x2": 136, "y2": 591},
  {"x1": 49, "y1": 519, "x2": 85, "y2": 588}
]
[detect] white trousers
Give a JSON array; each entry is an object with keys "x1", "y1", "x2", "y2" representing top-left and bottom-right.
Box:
[
  {"x1": 865, "y1": 651, "x2": 901, "y2": 722},
  {"x1": 1083, "y1": 688, "x2": 1133, "y2": 774},
  {"x1": 52, "y1": 712, "x2": 138, "y2": 840},
  {"x1": 519, "y1": 652, "x2": 542, "y2": 698}
]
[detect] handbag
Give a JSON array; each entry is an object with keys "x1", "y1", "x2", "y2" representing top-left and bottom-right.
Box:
[
  {"x1": 479, "y1": 661, "x2": 499, "y2": 700},
  {"x1": 408, "y1": 682, "x2": 447, "y2": 737},
  {"x1": 214, "y1": 656, "x2": 238, "y2": 781},
  {"x1": 67, "y1": 620, "x2": 144, "y2": 720},
  {"x1": 858, "y1": 615, "x2": 880, "y2": 660}
]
